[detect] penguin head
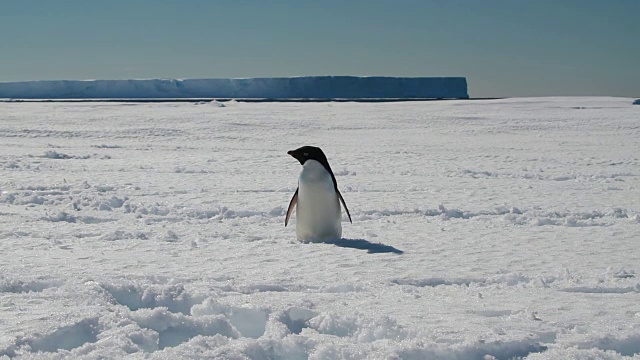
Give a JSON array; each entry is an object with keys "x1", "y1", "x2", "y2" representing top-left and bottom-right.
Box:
[{"x1": 287, "y1": 146, "x2": 328, "y2": 166}]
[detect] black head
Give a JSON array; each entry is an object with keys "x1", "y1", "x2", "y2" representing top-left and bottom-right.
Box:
[{"x1": 287, "y1": 146, "x2": 329, "y2": 167}]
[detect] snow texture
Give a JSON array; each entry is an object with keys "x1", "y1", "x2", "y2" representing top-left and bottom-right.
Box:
[
  {"x1": 0, "y1": 76, "x2": 469, "y2": 99},
  {"x1": 1, "y1": 97, "x2": 639, "y2": 359}
]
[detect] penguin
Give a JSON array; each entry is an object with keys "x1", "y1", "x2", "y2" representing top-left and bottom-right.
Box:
[{"x1": 285, "y1": 146, "x2": 352, "y2": 242}]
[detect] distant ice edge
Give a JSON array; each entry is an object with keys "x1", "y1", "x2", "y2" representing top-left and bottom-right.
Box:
[{"x1": 0, "y1": 76, "x2": 469, "y2": 99}]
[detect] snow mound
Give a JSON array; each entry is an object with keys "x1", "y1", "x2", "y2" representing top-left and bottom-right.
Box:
[{"x1": 0, "y1": 76, "x2": 469, "y2": 99}]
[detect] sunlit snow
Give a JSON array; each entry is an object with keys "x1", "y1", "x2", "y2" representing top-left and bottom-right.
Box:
[{"x1": 0, "y1": 97, "x2": 639, "y2": 359}]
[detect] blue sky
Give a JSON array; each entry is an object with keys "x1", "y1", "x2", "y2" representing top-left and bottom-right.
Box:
[{"x1": 1, "y1": 0, "x2": 638, "y2": 97}]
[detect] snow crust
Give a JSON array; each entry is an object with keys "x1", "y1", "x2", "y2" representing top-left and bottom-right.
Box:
[
  {"x1": 0, "y1": 76, "x2": 469, "y2": 100},
  {"x1": 1, "y1": 97, "x2": 639, "y2": 359}
]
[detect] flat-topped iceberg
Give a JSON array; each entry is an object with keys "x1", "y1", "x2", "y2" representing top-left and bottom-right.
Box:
[{"x1": 0, "y1": 76, "x2": 468, "y2": 99}]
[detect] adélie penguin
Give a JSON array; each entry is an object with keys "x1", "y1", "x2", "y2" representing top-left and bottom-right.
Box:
[{"x1": 285, "y1": 146, "x2": 352, "y2": 242}]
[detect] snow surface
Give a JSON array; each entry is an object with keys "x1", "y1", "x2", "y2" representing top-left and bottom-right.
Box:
[
  {"x1": 0, "y1": 77, "x2": 469, "y2": 100},
  {"x1": 0, "y1": 97, "x2": 639, "y2": 359}
]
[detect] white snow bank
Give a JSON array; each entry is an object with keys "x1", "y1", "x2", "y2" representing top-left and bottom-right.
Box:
[{"x1": 0, "y1": 76, "x2": 469, "y2": 99}]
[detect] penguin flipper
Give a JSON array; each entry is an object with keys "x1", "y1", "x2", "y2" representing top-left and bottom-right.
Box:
[
  {"x1": 285, "y1": 188, "x2": 298, "y2": 227},
  {"x1": 338, "y1": 190, "x2": 352, "y2": 223}
]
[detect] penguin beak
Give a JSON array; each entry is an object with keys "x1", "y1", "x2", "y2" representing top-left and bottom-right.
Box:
[
  {"x1": 288, "y1": 149, "x2": 302, "y2": 159},
  {"x1": 288, "y1": 149, "x2": 303, "y2": 164}
]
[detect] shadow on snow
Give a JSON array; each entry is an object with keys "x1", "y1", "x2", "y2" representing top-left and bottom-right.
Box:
[{"x1": 323, "y1": 238, "x2": 404, "y2": 254}]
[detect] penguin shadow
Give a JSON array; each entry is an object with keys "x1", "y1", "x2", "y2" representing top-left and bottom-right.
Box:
[{"x1": 323, "y1": 238, "x2": 404, "y2": 254}]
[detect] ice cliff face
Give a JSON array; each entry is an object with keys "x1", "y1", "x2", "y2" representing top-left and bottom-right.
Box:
[{"x1": 0, "y1": 76, "x2": 468, "y2": 99}]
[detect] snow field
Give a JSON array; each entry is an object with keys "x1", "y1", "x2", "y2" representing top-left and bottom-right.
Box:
[{"x1": 0, "y1": 97, "x2": 639, "y2": 359}]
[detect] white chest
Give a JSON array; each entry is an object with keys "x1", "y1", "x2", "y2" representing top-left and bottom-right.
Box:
[{"x1": 295, "y1": 160, "x2": 342, "y2": 242}]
